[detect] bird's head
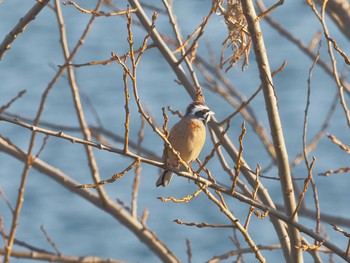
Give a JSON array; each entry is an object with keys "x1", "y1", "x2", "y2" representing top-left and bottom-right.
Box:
[{"x1": 185, "y1": 101, "x2": 214, "y2": 123}]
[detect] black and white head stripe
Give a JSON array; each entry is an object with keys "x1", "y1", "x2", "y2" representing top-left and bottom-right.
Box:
[{"x1": 186, "y1": 102, "x2": 214, "y2": 123}]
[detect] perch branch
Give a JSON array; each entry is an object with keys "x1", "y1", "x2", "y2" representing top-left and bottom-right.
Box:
[{"x1": 240, "y1": 1, "x2": 302, "y2": 261}]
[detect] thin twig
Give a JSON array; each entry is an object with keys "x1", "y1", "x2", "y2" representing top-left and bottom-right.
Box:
[
  {"x1": 0, "y1": 217, "x2": 7, "y2": 248},
  {"x1": 326, "y1": 133, "x2": 350, "y2": 154},
  {"x1": 302, "y1": 41, "x2": 321, "y2": 168},
  {"x1": 295, "y1": 241, "x2": 324, "y2": 251},
  {"x1": 40, "y1": 225, "x2": 61, "y2": 255},
  {"x1": 123, "y1": 61, "x2": 130, "y2": 153},
  {"x1": 244, "y1": 165, "x2": 261, "y2": 229},
  {"x1": 0, "y1": 187, "x2": 14, "y2": 213},
  {"x1": 186, "y1": 239, "x2": 192, "y2": 263},
  {"x1": 230, "y1": 229, "x2": 244, "y2": 263},
  {"x1": 256, "y1": 0, "x2": 284, "y2": 21},
  {"x1": 331, "y1": 224, "x2": 350, "y2": 256},
  {"x1": 60, "y1": 44, "x2": 156, "y2": 68},
  {"x1": 0, "y1": 90, "x2": 26, "y2": 113},
  {"x1": 208, "y1": 244, "x2": 281, "y2": 263},
  {"x1": 310, "y1": 175, "x2": 321, "y2": 236},
  {"x1": 63, "y1": 1, "x2": 137, "y2": 16},
  {"x1": 174, "y1": 219, "x2": 235, "y2": 228},
  {"x1": 161, "y1": 107, "x2": 170, "y2": 138},
  {"x1": 34, "y1": 135, "x2": 49, "y2": 160},
  {"x1": 291, "y1": 157, "x2": 316, "y2": 219},
  {"x1": 231, "y1": 122, "x2": 246, "y2": 194},
  {"x1": 141, "y1": 209, "x2": 149, "y2": 225},
  {"x1": 131, "y1": 116, "x2": 145, "y2": 218},
  {"x1": 0, "y1": 0, "x2": 51, "y2": 60},
  {"x1": 302, "y1": 42, "x2": 322, "y2": 245},
  {"x1": 131, "y1": 162, "x2": 142, "y2": 219},
  {"x1": 135, "y1": 12, "x2": 157, "y2": 66},
  {"x1": 318, "y1": 166, "x2": 350, "y2": 176},
  {"x1": 196, "y1": 121, "x2": 231, "y2": 174},
  {"x1": 76, "y1": 159, "x2": 140, "y2": 188},
  {"x1": 167, "y1": 106, "x2": 183, "y2": 118},
  {"x1": 215, "y1": 189, "x2": 229, "y2": 211},
  {"x1": 158, "y1": 186, "x2": 204, "y2": 204}
]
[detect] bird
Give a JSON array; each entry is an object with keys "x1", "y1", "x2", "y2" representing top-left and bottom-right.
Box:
[{"x1": 156, "y1": 101, "x2": 214, "y2": 187}]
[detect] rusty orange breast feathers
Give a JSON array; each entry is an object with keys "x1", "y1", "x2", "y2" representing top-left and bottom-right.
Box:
[{"x1": 167, "y1": 117, "x2": 206, "y2": 165}]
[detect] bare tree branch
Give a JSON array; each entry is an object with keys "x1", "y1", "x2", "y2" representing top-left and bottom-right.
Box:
[
  {"x1": 241, "y1": 1, "x2": 301, "y2": 261},
  {"x1": 0, "y1": 0, "x2": 51, "y2": 60}
]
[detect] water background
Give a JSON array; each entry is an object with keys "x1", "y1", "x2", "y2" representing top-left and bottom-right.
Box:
[{"x1": 1, "y1": 0, "x2": 350, "y2": 262}]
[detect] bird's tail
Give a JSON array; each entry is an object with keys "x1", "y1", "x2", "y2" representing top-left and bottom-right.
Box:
[{"x1": 156, "y1": 170, "x2": 174, "y2": 187}]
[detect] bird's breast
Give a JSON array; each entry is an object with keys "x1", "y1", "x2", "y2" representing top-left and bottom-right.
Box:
[{"x1": 167, "y1": 118, "x2": 206, "y2": 164}]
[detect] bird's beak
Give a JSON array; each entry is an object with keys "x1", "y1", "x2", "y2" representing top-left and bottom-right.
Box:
[{"x1": 206, "y1": 110, "x2": 215, "y2": 122}]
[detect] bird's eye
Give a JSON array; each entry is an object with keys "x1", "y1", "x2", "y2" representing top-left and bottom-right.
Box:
[{"x1": 195, "y1": 111, "x2": 204, "y2": 118}]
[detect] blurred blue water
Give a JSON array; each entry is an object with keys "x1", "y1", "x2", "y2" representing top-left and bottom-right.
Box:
[{"x1": 1, "y1": 0, "x2": 350, "y2": 262}]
